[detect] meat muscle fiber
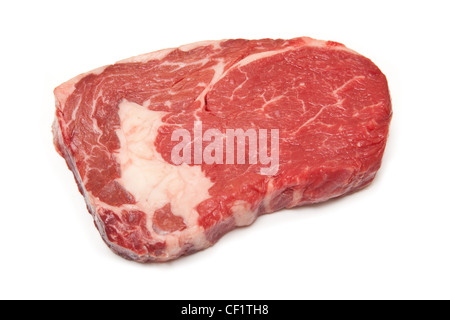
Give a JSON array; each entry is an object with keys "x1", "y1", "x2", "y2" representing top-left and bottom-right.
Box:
[{"x1": 52, "y1": 37, "x2": 392, "y2": 262}]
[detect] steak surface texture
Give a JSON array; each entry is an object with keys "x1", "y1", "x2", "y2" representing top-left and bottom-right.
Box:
[{"x1": 53, "y1": 37, "x2": 392, "y2": 262}]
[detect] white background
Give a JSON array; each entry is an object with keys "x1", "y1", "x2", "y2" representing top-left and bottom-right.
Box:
[{"x1": 1, "y1": 0, "x2": 449, "y2": 300}]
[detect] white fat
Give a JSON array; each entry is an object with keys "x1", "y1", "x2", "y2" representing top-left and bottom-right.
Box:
[
  {"x1": 117, "y1": 40, "x2": 222, "y2": 64},
  {"x1": 195, "y1": 59, "x2": 225, "y2": 106},
  {"x1": 261, "y1": 178, "x2": 275, "y2": 213},
  {"x1": 231, "y1": 200, "x2": 256, "y2": 227},
  {"x1": 290, "y1": 189, "x2": 304, "y2": 208},
  {"x1": 178, "y1": 40, "x2": 221, "y2": 52},
  {"x1": 117, "y1": 47, "x2": 176, "y2": 64},
  {"x1": 115, "y1": 100, "x2": 213, "y2": 230}
]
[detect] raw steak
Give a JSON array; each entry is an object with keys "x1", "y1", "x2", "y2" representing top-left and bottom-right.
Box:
[{"x1": 53, "y1": 37, "x2": 392, "y2": 262}]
